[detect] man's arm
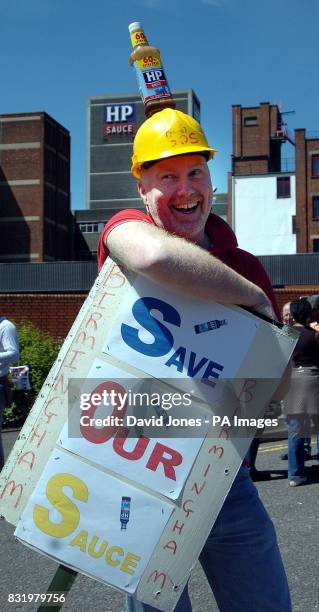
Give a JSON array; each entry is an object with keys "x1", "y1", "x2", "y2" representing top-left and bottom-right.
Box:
[{"x1": 106, "y1": 222, "x2": 274, "y2": 318}]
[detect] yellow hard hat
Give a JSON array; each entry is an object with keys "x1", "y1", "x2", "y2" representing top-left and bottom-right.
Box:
[{"x1": 131, "y1": 108, "x2": 217, "y2": 178}]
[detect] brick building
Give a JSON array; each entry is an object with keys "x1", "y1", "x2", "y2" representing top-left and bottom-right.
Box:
[
  {"x1": 0, "y1": 112, "x2": 73, "y2": 262},
  {"x1": 295, "y1": 129, "x2": 319, "y2": 252},
  {"x1": 228, "y1": 102, "x2": 319, "y2": 255},
  {"x1": 231, "y1": 102, "x2": 282, "y2": 176}
]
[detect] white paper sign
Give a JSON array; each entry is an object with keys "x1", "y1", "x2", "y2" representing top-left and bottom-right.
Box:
[
  {"x1": 59, "y1": 359, "x2": 210, "y2": 499},
  {"x1": 15, "y1": 451, "x2": 174, "y2": 593},
  {"x1": 103, "y1": 277, "x2": 259, "y2": 403}
]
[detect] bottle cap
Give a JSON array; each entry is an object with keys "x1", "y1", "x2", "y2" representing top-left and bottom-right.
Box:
[{"x1": 128, "y1": 22, "x2": 142, "y2": 34}]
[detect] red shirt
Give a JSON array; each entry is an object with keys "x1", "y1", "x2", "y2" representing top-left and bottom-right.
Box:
[{"x1": 97, "y1": 209, "x2": 280, "y2": 320}]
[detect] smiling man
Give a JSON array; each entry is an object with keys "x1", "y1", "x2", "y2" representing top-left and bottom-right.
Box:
[
  {"x1": 97, "y1": 109, "x2": 291, "y2": 612},
  {"x1": 137, "y1": 153, "x2": 212, "y2": 245}
]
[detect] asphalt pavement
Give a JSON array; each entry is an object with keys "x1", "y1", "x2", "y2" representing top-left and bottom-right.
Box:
[{"x1": 1, "y1": 430, "x2": 319, "y2": 612}]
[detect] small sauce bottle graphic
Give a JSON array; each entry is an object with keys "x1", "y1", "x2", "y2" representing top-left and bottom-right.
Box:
[
  {"x1": 120, "y1": 496, "x2": 131, "y2": 530},
  {"x1": 128, "y1": 22, "x2": 175, "y2": 117},
  {"x1": 194, "y1": 319, "x2": 228, "y2": 334}
]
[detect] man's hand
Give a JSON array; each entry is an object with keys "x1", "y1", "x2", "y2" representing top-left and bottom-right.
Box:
[{"x1": 252, "y1": 295, "x2": 276, "y2": 320}]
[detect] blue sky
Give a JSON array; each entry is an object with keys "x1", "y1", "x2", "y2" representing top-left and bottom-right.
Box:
[{"x1": 1, "y1": 0, "x2": 318, "y2": 209}]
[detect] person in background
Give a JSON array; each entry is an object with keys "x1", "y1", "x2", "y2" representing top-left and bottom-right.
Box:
[
  {"x1": 307, "y1": 295, "x2": 319, "y2": 459},
  {"x1": 246, "y1": 302, "x2": 292, "y2": 479},
  {"x1": 281, "y1": 301, "x2": 313, "y2": 461},
  {"x1": 308, "y1": 294, "x2": 319, "y2": 332},
  {"x1": 282, "y1": 301, "x2": 294, "y2": 326},
  {"x1": 283, "y1": 298, "x2": 319, "y2": 486},
  {"x1": 0, "y1": 315, "x2": 19, "y2": 471}
]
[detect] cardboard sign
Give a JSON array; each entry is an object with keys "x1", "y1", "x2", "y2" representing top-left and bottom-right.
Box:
[
  {"x1": 1, "y1": 260, "x2": 132, "y2": 525},
  {"x1": 0, "y1": 258, "x2": 299, "y2": 610},
  {"x1": 15, "y1": 452, "x2": 174, "y2": 593}
]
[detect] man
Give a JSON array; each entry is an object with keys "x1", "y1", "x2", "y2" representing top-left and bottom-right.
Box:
[
  {"x1": 282, "y1": 301, "x2": 294, "y2": 327},
  {"x1": 0, "y1": 316, "x2": 19, "y2": 470},
  {"x1": 280, "y1": 302, "x2": 313, "y2": 462},
  {"x1": 98, "y1": 109, "x2": 291, "y2": 611}
]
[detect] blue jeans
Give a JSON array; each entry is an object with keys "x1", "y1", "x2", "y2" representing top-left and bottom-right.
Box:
[
  {"x1": 126, "y1": 467, "x2": 291, "y2": 612},
  {"x1": 287, "y1": 414, "x2": 319, "y2": 479},
  {"x1": 0, "y1": 383, "x2": 6, "y2": 471}
]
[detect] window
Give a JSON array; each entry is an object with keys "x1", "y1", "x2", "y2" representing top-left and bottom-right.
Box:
[
  {"x1": 244, "y1": 116, "x2": 258, "y2": 126},
  {"x1": 312, "y1": 155, "x2": 319, "y2": 177},
  {"x1": 313, "y1": 239, "x2": 319, "y2": 252},
  {"x1": 277, "y1": 176, "x2": 291, "y2": 198},
  {"x1": 79, "y1": 222, "x2": 103, "y2": 233},
  {"x1": 313, "y1": 196, "x2": 319, "y2": 220}
]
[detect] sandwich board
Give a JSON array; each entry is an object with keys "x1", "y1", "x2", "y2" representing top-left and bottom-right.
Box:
[{"x1": 0, "y1": 258, "x2": 298, "y2": 610}]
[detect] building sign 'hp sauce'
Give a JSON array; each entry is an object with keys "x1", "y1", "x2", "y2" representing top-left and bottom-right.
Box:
[{"x1": 103, "y1": 104, "x2": 136, "y2": 137}]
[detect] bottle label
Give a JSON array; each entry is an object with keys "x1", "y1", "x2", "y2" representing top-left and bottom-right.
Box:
[
  {"x1": 133, "y1": 64, "x2": 173, "y2": 104},
  {"x1": 130, "y1": 29, "x2": 148, "y2": 48},
  {"x1": 136, "y1": 51, "x2": 161, "y2": 69}
]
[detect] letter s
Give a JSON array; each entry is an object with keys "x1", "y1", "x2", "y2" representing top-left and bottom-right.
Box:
[
  {"x1": 121, "y1": 297, "x2": 181, "y2": 357},
  {"x1": 33, "y1": 473, "x2": 88, "y2": 538}
]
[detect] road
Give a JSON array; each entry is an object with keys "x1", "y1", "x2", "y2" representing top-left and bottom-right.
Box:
[{"x1": 1, "y1": 430, "x2": 319, "y2": 612}]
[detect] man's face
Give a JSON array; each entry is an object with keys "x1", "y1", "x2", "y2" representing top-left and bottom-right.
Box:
[
  {"x1": 138, "y1": 154, "x2": 213, "y2": 246},
  {"x1": 282, "y1": 303, "x2": 294, "y2": 326}
]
